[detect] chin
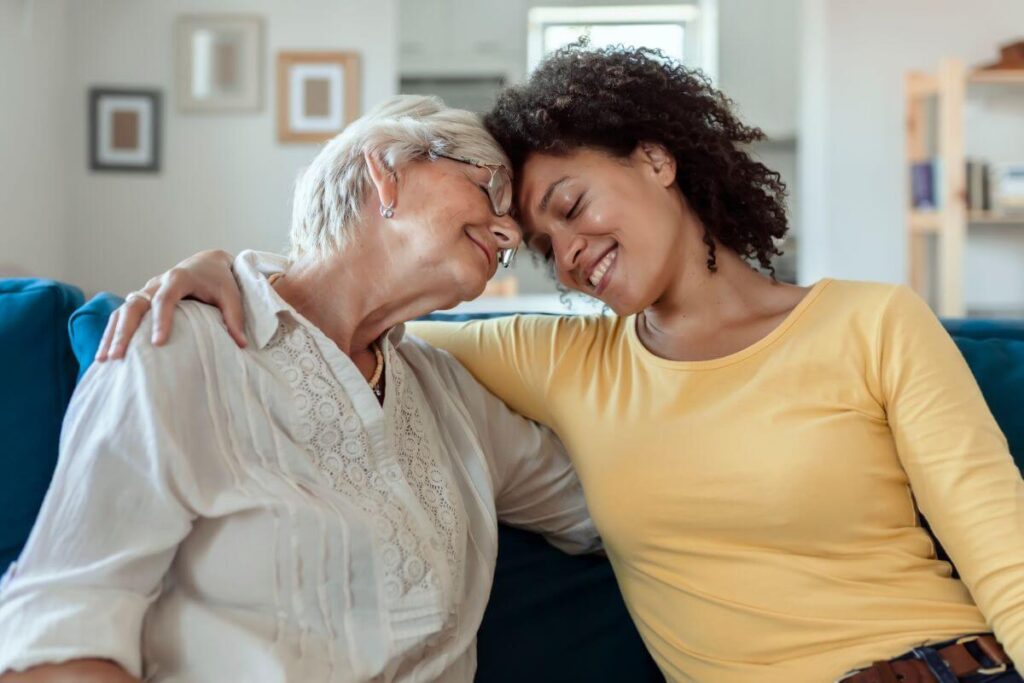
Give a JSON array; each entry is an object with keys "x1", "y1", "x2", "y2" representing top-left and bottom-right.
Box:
[
  {"x1": 454, "y1": 279, "x2": 488, "y2": 305},
  {"x1": 599, "y1": 289, "x2": 649, "y2": 316},
  {"x1": 605, "y1": 300, "x2": 638, "y2": 316},
  {"x1": 468, "y1": 272, "x2": 492, "y2": 299},
  {"x1": 442, "y1": 264, "x2": 489, "y2": 301}
]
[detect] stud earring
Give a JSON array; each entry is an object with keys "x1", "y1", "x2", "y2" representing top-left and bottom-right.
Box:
[{"x1": 380, "y1": 201, "x2": 395, "y2": 219}]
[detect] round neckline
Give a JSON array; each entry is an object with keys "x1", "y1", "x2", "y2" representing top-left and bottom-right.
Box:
[{"x1": 625, "y1": 279, "x2": 833, "y2": 371}]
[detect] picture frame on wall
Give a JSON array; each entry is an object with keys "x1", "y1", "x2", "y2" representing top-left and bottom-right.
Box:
[
  {"x1": 89, "y1": 88, "x2": 161, "y2": 173},
  {"x1": 277, "y1": 51, "x2": 361, "y2": 143},
  {"x1": 176, "y1": 15, "x2": 264, "y2": 112}
]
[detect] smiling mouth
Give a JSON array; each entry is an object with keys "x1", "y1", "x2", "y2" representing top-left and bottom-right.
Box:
[
  {"x1": 467, "y1": 233, "x2": 494, "y2": 272},
  {"x1": 586, "y1": 246, "x2": 619, "y2": 292}
]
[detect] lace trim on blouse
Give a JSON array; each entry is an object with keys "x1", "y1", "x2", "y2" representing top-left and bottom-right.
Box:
[{"x1": 266, "y1": 322, "x2": 465, "y2": 638}]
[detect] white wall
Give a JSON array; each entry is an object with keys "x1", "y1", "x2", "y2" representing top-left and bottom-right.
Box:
[
  {"x1": 0, "y1": 0, "x2": 70, "y2": 280},
  {"x1": 56, "y1": 0, "x2": 397, "y2": 295},
  {"x1": 719, "y1": 0, "x2": 800, "y2": 281},
  {"x1": 718, "y1": 0, "x2": 799, "y2": 139},
  {"x1": 799, "y1": 0, "x2": 1024, "y2": 313}
]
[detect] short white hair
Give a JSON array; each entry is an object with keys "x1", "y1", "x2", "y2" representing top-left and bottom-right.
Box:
[{"x1": 288, "y1": 95, "x2": 511, "y2": 260}]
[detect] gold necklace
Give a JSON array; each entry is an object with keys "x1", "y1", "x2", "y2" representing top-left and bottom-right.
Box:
[{"x1": 368, "y1": 342, "x2": 384, "y2": 391}]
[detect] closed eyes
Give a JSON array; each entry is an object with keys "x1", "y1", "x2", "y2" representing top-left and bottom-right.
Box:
[{"x1": 567, "y1": 194, "x2": 583, "y2": 219}]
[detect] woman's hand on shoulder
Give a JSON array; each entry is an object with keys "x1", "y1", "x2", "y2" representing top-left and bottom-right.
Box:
[
  {"x1": 97, "y1": 249, "x2": 245, "y2": 362},
  {"x1": 0, "y1": 659, "x2": 140, "y2": 683}
]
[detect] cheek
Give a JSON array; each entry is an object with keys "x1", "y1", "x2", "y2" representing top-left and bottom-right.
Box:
[
  {"x1": 588, "y1": 206, "x2": 615, "y2": 230},
  {"x1": 438, "y1": 192, "x2": 490, "y2": 238},
  {"x1": 555, "y1": 267, "x2": 578, "y2": 290}
]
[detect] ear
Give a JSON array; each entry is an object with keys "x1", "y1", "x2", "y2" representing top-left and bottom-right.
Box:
[
  {"x1": 364, "y1": 150, "x2": 399, "y2": 211},
  {"x1": 633, "y1": 142, "x2": 677, "y2": 188}
]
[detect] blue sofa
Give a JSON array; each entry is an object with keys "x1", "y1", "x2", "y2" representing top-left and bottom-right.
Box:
[{"x1": 3, "y1": 278, "x2": 1023, "y2": 682}]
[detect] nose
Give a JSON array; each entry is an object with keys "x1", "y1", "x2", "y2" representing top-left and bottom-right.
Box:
[
  {"x1": 488, "y1": 214, "x2": 522, "y2": 250},
  {"x1": 554, "y1": 232, "x2": 588, "y2": 276}
]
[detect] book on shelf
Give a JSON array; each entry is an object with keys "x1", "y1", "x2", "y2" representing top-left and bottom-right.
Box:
[
  {"x1": 966, "y1": 159, "x2": 991, "y2": 212},
  {"x1": 994, "y1": 162, "x2": 1024, "y2": 214},
  {"x1": 911, "y1": 160, "x2": 938, "y2": 210},
  {"x1": 910, "y1": 159, "x2": 1007, "y2": 214}
]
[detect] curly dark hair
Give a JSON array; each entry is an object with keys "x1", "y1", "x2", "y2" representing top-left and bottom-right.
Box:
[{"x1": 484, "y1": 43, "x2": 788, "y2": 275}]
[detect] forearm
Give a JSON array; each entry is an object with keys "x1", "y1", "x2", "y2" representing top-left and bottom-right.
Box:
[{"x1": 1, "y1": 659, "x2": 139, "y2": 683}]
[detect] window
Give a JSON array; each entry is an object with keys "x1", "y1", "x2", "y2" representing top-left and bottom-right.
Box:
[{"x1": 527, "y1": 4, "x2": 710, "y2": 75}]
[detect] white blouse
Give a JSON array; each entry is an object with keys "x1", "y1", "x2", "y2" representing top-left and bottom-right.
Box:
[{"x1": 0, "y1": 251, "x2": 598, "y2": 682}]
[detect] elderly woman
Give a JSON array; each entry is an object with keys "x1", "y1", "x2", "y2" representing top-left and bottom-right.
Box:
[{"x1": 0, "y1": 96, "x2": 597, "y2": 683}]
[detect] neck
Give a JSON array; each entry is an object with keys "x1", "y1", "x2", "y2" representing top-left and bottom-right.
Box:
[
  {"x1": 273, "y1": 235, "x2": 452, "y2": 356},
  {"x1": 640, "y1": 205, "x2": 779, "y2": 336}
]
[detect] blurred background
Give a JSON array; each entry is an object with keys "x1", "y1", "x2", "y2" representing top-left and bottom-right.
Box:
[{"x1": 2, "y1": 0, "x2": 1022, "y2": 316}]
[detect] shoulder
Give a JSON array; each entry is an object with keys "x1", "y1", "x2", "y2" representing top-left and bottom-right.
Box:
[
  {"x1": 818, "y1": 278, "x2": 906, "y2": 307},
  {"x1": 139, "y1": 301, "x2": 231, "y2": 364},
  {"x1": 66, "y1": 302, "x2": 240, "y2": 462},
  {"x1": 810, "y1": 280, "x2": 945, "y2": 363},
  {"x1": 81, "y1": 301, "x2": 236, "y2": 391},
  {"x1": 61, "y1": 302, "x2": 238, "y2": 490},
  {"x1": 808, "y1": 279, "x2": 925, "y2": 327}
]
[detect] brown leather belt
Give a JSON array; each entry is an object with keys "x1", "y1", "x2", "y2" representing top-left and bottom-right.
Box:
[{"x1": 843, "y1": 636, "x2": 1012, "y2": 683}]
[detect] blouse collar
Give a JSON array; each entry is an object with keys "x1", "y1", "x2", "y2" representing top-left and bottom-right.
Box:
[{"x1": 234, "y1": 250, "x2": 406, "y2": 351}]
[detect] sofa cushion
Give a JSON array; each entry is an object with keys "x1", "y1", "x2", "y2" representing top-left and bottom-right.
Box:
[
  {"x1": 477, "y1": 525, "x2": 664, "y2": 683},
  {"x1": 68, "y1": 292, "x2": 124, "y2": 379},
  {"x1": 950, "y1": 335, "x2": 1024, "y2": 467},
  {"x1": 0, "y1": 279, "x2": 84, "y2": 571},
  {"x1": 943, "y1": 318, "x2": 1024, "y2": 342}
]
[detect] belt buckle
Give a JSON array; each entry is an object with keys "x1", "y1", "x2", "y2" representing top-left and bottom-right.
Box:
[{"x1": 956, "y1": 635, "x2": 1008, "y2": 675}]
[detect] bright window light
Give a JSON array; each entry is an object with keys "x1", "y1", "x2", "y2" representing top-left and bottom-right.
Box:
[
  {"x1": 541, "y1": 23, "x2": 685, "y2": 62},
  {"x1": 528, "y1": 4, "x2": 701, "y2": 72}
]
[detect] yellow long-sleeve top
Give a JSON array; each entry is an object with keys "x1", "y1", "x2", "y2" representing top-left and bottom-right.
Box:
[{"x1": 409, "y1": 279, "x2": 1024, "y2": 682}]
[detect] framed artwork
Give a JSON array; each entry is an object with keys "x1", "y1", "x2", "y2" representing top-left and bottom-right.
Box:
[
  {"x1": 277, "y1": 51, "x2": 361, "y2": 143},
  {"x1": 89, "y1": 88, "x2": 161, "y2": 173},
  {"x1": 176, "y1": 15, "x2": 264, "y2": 112}
]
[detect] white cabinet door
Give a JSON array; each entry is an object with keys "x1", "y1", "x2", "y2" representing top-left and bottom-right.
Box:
[
  {"x1": 400, "y1": 0, "x2": 526, "y2": 78},
  {"x1": 399, "y1": 0, "x2": 453, "y2": 70}
]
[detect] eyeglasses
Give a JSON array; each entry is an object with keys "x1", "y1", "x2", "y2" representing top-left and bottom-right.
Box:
[{"x1": 433, "y1": 152, "x2": 518, "y2": 268}]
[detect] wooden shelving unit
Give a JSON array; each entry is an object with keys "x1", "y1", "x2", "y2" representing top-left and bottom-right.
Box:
[
  {"x1": 904, "y1": 59, "x2": 1024, "y2": 317},
  {"x1": 969, "y1": 70, "x2": 1024, "y2": 85},
  {"x1": 968, "y1": 210, "x2": 1024, "y2": 225}
]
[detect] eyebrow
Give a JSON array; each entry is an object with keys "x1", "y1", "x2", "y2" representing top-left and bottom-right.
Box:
[{"x1": 538, "y1": 176, "x2": 571, "y2": 213}]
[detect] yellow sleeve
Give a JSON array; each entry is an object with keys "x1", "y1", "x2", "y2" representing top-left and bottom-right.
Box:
[
  {"x1": 878, "y1": 285, "x2": 1024, "y2": 662},
  {"x1": 406, "y1": 315, "x2": 574, "y2": 427}
]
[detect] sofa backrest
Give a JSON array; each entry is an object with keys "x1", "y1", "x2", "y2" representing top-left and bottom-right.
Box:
[
  {"x1": 942, "y1": 316, "x2": 1024, "y2": 461},
  {"x1": 0, "y1": 279, "x2": 83, "y2": 571},
  {"x1": 951, "y1": 335, "x2": 1024, "y2": 468}
]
